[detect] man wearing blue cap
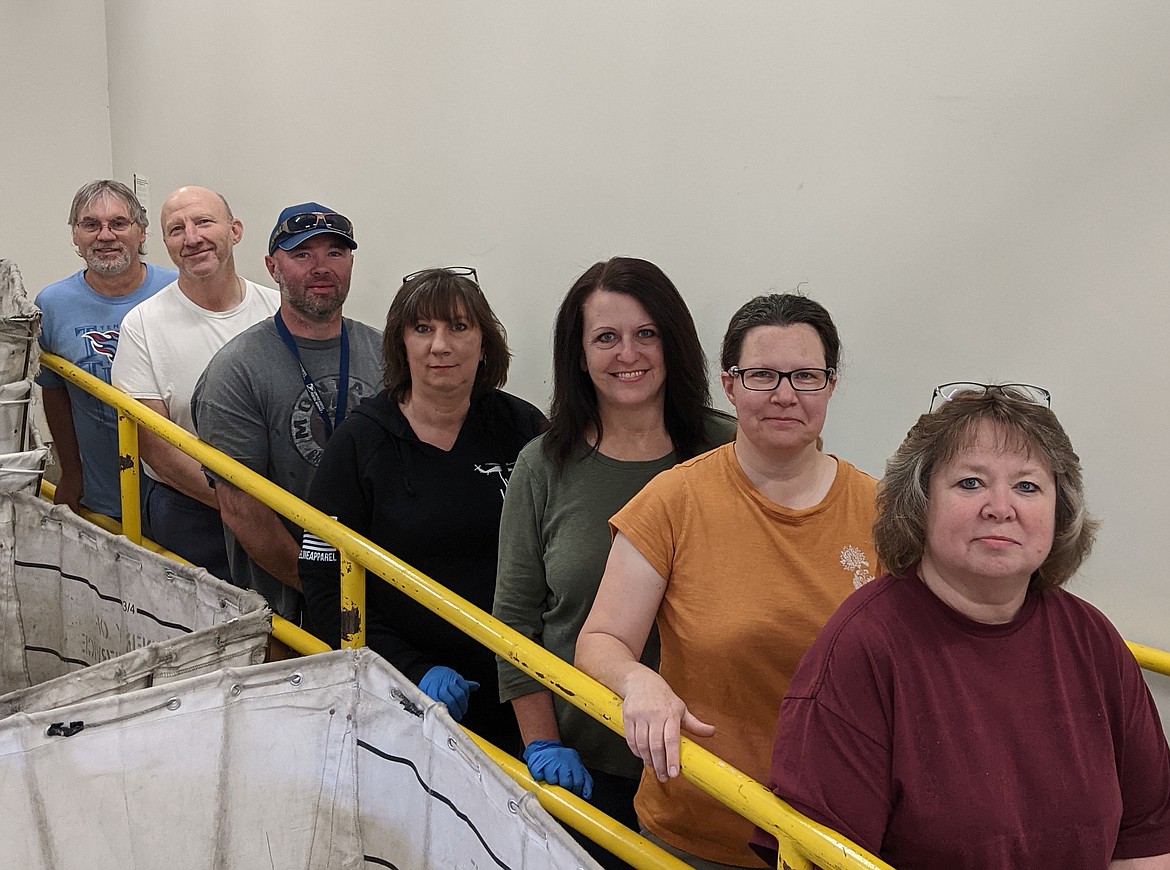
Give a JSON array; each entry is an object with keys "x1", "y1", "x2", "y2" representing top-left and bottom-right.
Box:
[{"x1": 192, "y1": 203, "x2": 383, "y2": 632}]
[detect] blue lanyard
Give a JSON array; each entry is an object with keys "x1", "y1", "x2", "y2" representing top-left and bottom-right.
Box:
[{"x1": 273, "y1": 311, "x2": 349, "y2": 440}]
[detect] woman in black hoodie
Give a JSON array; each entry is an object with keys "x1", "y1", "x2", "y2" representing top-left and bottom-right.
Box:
[{"x1": 300, "y1": 267, "x2": 546, "y2": 751}]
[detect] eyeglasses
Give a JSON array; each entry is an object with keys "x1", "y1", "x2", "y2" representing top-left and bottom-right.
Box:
[
  {"x1": 727, "y1": 366, "x2": 835, "y2": 392},
  {"x1": 402, "y1": 266, "x2": 479, "y2": 286},
  {"x1": 929, "y1": 382, "x2": 1051, "y2": 413},
  {"x1": 272, "y1": 211, "x2": 354, "y2": 241},
  {"x1": 74, "y1": 217, "x2": 138, "y2": 234}
]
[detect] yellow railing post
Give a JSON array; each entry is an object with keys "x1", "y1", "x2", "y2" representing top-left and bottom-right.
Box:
[
  {"x1": 339, "y1": 551, "x2": 366, "y2": 649},
  {"x1": 117, "y1": 410, "x2": 142, "y2": 544}
]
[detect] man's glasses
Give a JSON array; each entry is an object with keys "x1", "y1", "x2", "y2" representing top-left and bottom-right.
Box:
[
  {"x1": 74, "y1": 217, "x2": 137, "y2": 235},
  {"x1": 272, "y1": 211, "x2": 354, "y2": 240},
  {"x1": 929, "y1": 382, "x2": 1051, "y2": 413},
  {"x1": 727, "y1": 367, "x2": 835, "y2": 392},
  {"x1": 402, "y1": 266, "x2": 479, "y2": 286}
]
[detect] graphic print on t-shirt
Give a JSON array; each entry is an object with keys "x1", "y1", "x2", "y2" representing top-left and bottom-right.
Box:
[
  {"x1": 474, "y1": 461, "x2": 516, "y2": 500},
  {"x1": 289, "y1": 375, "x2": 379, "y2": 466},
  {"x1": 82, "y1": 329, "x2": 120, "y2": 361},
  {"x1": 840, "y1": 544, "x2": 875, "y2": 589}
]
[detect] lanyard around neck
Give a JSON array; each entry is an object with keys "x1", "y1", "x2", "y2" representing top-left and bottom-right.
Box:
[{"x1": 273, "y1": 311, "x2": 350, "y2": 440}]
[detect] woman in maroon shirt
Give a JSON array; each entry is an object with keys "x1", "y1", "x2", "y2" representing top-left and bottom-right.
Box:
[{"x1": 755, "y1": 383, "x2": 1170, "y2": 870}]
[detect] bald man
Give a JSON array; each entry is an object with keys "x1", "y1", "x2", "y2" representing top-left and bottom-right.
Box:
[{"x1": 112, "y1": 186, "x2": 279, "y2": 578}]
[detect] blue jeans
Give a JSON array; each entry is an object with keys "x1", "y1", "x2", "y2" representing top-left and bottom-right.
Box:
[{"x1": 143, "y1": 477, "x2": 231, "y2": 581}]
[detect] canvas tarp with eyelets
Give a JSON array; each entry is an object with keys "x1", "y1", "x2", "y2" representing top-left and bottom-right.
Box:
[
  {"x1": 0, "y1": 259, "x2": 49, "y2": 495},
  {"x1": 0, "y1": 648, "x2": 600, "y2": 870},
  {"x1": 0, "y1": 491, "x2": 269, "y2": 697}
]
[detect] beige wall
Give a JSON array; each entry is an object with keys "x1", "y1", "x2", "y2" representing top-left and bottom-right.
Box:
[
  {"x1": 7, "y1": 3, "x2": 1170, "y2": 709},
  {"x1": 1, "y1": 1, "x2": 114, "y2": 294}
]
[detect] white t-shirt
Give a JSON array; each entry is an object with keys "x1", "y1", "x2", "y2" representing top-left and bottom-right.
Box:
[{"x1": 112, "y1": 279, "x2": 280, "y2": 474}]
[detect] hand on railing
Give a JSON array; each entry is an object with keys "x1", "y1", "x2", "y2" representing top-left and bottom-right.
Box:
[
  {"x1": 51, "y1": 475, "x2": 83, "y2": 513},
  {"x1": 621, "y1": 668, "x2": 716, "y2": 782},
  {"x1": 418, "y1": 665, "x2": 480, "y2": 721},
  {"x1": 522, "y1": 740, "x2": 594, "y2": 799}
]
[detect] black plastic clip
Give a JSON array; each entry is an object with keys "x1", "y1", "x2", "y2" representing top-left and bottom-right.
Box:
[{"x1": 46, "y1": 721, "x2": 84, "y2": 738}]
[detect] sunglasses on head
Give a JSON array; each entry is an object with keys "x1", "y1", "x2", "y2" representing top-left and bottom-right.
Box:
[
  {"x1": 929, "y1": 382, "x2": 1051, "y2": 413},
  {"x1": 272, "y1": 211, "x2": 354, "y2": 243},
  {"x1": 402, "y1": 266, "x2": 479, "y2": 286}
]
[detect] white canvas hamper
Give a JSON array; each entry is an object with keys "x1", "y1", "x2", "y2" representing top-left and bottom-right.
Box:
[
  {"x1": 0, "y1": 648, "x2": 601, "y2": 870},
  {"x1": 0, "y1": 258, "x2": 49, "y2": 495},
  {"x1": 0, "y1": 606, "x2": 271, "y2": 717},
  {"x1": 0, "y1": 491, "x2": 269, "y2": 696},
  {"x1": 0, "y1": 259, "x2": 40, "y2": 386},
  {"x1": 0, "y1": 443, "x2": 51, "y2": 495}
]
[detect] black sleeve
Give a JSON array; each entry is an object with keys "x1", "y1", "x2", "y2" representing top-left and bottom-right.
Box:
[
  {"x1": 298, "y1": 419, "x2": 438, "y2": 683},
  {"x1": 299, "y1": 424, "x2": 371, "y2": 649}
]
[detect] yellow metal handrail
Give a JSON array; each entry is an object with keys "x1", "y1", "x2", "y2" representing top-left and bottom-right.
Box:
[
  {"x1": 467, "y1": 733, "x2": 693, "y2": 870},
  {"x1": 40, "y1": 354, "x2": 721, "y2": 870},
  {"x1": 40, "y1": 350, "x2": 1170, "y2": 870},
  {"x1": 1129, "y1": 641, "x2": 1170, "y2": 677}
]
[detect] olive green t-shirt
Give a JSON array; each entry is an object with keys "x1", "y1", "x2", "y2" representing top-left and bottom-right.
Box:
[{"x1": 493, "y1": 413, "x2": 735, "y2": 777}]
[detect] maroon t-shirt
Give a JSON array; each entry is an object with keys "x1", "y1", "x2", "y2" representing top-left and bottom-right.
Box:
[{"x1": 753, "y1": 572, "x2": 1170, "y2": 870}]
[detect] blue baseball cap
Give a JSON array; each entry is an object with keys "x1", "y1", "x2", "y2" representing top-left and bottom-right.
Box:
[{"x1": 268, "y1": 202, "x2": 357, "y2": 255}]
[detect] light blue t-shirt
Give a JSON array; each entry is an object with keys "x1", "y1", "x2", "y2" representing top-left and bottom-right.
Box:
[{"x1": 35, "y1": 263, "x2": 178, "y2": 516}]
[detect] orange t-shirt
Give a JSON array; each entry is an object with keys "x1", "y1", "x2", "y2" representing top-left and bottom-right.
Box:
[{"x1": 612, "y1": 444, "x2": 879, "y2": 866}]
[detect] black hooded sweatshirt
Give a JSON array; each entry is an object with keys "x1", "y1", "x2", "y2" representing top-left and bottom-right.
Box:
[{"x1": 300, "y1": 387, "x2": 546, "y2": 751}]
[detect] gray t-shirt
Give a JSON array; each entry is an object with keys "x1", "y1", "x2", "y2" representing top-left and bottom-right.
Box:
[{"x1": 191, "y1": 316, "x2": 384, "y2": 619}]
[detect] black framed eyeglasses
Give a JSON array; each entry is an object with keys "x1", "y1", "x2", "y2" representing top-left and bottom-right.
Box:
[
  {"x1": 74, "y1": 217, "x2": 138, "y2": 234},
  {"x1": 401, "y1": 266, "x2": 479, "y2": 286},
  {"x1": 273, "y1": 211, "x2": 354, "y2": 239},
  {"x1": 728, "y1": 366, "x2": 835, "y2": 392},
  {"x1": 929, "y1": 382, "x2": 1051, "y2": 413}
]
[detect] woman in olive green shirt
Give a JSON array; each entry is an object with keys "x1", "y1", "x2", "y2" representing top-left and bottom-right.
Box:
[{"x1": 493, "y1": 256, "x2": 733, "y2": 868}]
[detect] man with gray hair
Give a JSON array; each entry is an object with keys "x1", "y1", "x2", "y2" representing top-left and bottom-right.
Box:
[{"x1": 35, "y1": 180, "x2": 178, "y2": 518}]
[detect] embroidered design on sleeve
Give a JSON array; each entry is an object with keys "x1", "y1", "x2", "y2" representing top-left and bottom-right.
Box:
[{"x1": 840, "y1": 544, "x2": 875, "y2": 589}]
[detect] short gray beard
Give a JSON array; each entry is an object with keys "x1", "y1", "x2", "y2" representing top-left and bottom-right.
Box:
[{"x1": 84, "y1": 245, "x2": 133, "y2": 277}]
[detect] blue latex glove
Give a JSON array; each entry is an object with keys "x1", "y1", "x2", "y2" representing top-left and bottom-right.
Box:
[
  {"x1": 522, "y1": 740, "x2": 594, "y2": 800},
  {"x1": 418, "y1": 666, "x2": 480, "y2": 722}
]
